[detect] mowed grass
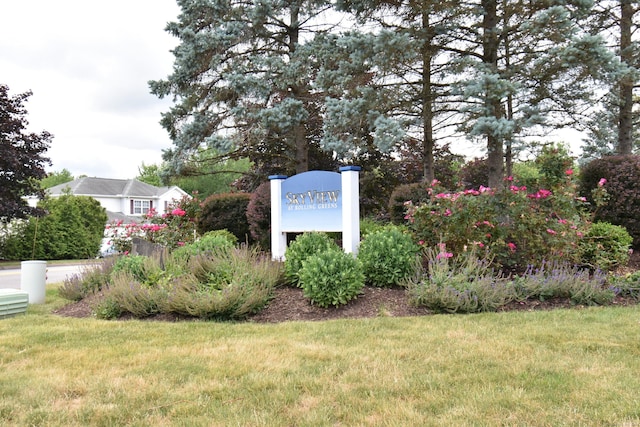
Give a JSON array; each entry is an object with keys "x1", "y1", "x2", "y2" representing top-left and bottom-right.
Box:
[{"x1": 1, "y1": 286, "x2": 640, "y2": 426}]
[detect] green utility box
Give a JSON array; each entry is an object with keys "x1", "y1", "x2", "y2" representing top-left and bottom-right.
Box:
[{"x1": 0, "y1": 289, "x2": 29, "y2": 319}]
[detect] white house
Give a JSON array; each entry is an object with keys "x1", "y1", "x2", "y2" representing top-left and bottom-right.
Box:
[{"x1": 31, "y1": 177, "x2": 190, "y2": 224}]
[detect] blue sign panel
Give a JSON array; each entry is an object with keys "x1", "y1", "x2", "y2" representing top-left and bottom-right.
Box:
[{"x1": 281, "y1": 171, "x2": 342, "y2": 232}]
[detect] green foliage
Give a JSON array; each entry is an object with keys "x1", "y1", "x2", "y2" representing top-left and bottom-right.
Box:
[
  {"x1": 357, "y1": 226, "x2": 419, "y2": 287},
  {"x1": 111, "y1": 255, "x2": 147, "y2": 283},
  {"x1": 512, "y1": 262, "x2": 614, "y2": 306},
  {"x1": 511, "y1": 162, "x2": 540, "y2": 190},
  {"x1": 40, "y1": 169, "x2": 73, "y2": 189},
  {"x1": 534, "y1": 144, "x2": 575, "y2": 190},
  {"x1": 172, "y1": 230, "x2": 236, "y2": 260},
  {"x1": 92, "y1": 296, "x2": 122, "y2": 320},
  {"x1": 166, "y1": 248, "x2": 280, "y2": 319},
  {"x1": 135, "y1": 162, "x2": 163, "y2": 187},
  {"x1": 197, "y1": 193, "x2": 251, "y2": 243},
  {"x1": 580, "y1": 222, "x2": 633, "y2": 271},
  {"x1": 59, "y1": 258, "x2": 116, "y2": 301},
  {"x1": 579, "y1": 155, "x2": 640, "y2": 247},
  {"x1": 405, "y1": 177, "x2": 586, "y2": 271},
  {"x1": 0, "y1": 194, "x2": 107, "y2": 260},
  {"x1": 246, "y1": 181, "x2": 271, "y2": 249},
  {"x1": 405, "y1": 247, "x2": 513, "y2": 313},
  {"x1": 284, "y1": 232, "x2": 339, "y2": 286},
  {"x1": 609, "y1": 271, "x2": 640, "y2": 301},
  {"x1": 87, "y1": 246, "x2": 281, "y2": 321},
  {"x1": 388, "y1": 182, "x2": 430, "y2": 224},
  {"x1": 299, "y1": 248, "x2": 364, "y2": 308}
]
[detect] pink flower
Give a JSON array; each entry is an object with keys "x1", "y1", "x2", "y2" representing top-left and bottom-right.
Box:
[
  {"x1": 418, "y1": 240, "x2": 425, "y2": 245},
  {"x1": 177, "y1": 241, "x2": 185, "y2": 247},
  {"x1": 436, "y1": 252, "x2": 453, "y2": 260},
  {"x1": 565, "y1": 169, "x2": 573, "y2": 176},
  {"x1": 171, "y1": 208, "x2": 186, "y2": 216},
  {"x1": 444, "y1": 209, "x2": 452, "y2": 216},
  {"x1": 507, "y1": 242, "x2": 517, "y2": 252},
  {"x1": 505, "y1": 176, "x2": 514, "y2": 181},
  {"x1": 557, "y1": 219, "x2": 567, "y2": 224},
  {"x1": 598, "y1": 178, "x2": 607, "y2": 187},
  {"x1": 546, "y1": 228, "x2": 556, "y2": 235},
  {"x1": 430, "y1": 179, "x2": 440, "y2": 187},
  {"x1": 474, "y1": 241, "x2": 485, "y2": 248}
]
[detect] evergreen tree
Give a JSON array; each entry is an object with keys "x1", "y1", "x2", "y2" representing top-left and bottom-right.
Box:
[
  {"x1": 150, "y1": 0, "x2": 342, "y2": 177},
  {"x1": 583, "y1": 0, "x2": 640, "y2": 156}
]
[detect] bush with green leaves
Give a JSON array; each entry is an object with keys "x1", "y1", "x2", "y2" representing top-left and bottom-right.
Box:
[
  {"x1": 172, "y1": 230, "x2": 236, "y2": 261},
  {"x1": 92, "y1": 246, "x2": 281, "y2": 320},
  {"x1": 197, "y1": 192, "x2": 252, "y2": 242},
  {"x1": 59, "y1": 257, "x2": 117, "y2": 301},
  {"x1": 405, "y1": 177, "x2": 587, "y2": 271},
  {"x1": 298, "y1": 248, "x2": 364, "y2": 308},
  {"x1": 388, "y1": 182, "x2": 430, "y2": 224},
  {"x1": 357, "y1": 226, "x2": 420, "y2": 287},
  {"x1": 609, "y1": 271, "x2": 640, "y2": 301},
  {"x1": 512, "y1": 262, "x2": 614, "y2": 306},
  {"x1": 0, "y1": 194, "x2": 107, "y2": 260},
  {"x1": 580, "y1": 222, "x2": 633, "y2": 271},
  {"x1": 579, "y1": 155, "x2": 640, "y2": 247},
  {"x1": 284, "y1": 232, "x2": 339, "y2": 286},
  {"x1": 405, "y1": 246, "x2": 514, "y2": 313}
]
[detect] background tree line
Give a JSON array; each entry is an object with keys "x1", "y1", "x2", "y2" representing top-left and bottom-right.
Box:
[{"x1": 149, "y1": 0, "x2": 639, "y2": 191}]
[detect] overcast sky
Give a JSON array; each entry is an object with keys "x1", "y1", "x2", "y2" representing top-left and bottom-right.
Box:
[{"x1": 1, "y1": 0, "x2": 181, "y2": 179}]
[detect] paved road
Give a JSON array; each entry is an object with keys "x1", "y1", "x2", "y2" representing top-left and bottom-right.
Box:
[{"x1": 0, "y1": 264, "x2": 88, "y2": 290}]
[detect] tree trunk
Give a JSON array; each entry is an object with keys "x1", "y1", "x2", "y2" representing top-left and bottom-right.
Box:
[
  {"x1": 421, "y1": 6, "x2": 435, "y2": 182},
  {"x1": 618, "y1": 0, "x2": 634, "y2": 155},
  {"x1": 289, "y1": 3, "x2": 309, "y2": 173},
  {"x1": 482, "y1": 0, "x2": 504, "y2": 188}
]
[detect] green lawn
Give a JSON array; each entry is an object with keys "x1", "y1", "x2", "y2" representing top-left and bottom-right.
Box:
[{"x1": 1, "y1": 285, "x2": 639, "y2": 426}]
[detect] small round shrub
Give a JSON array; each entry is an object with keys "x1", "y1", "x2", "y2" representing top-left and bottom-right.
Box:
[
  {"x1": 580, "y1": 222, "x2": 633, "y2": 271},
  {"x1": 357, "y1": 226, "x2": 419, "y2": 287},
  {"x1": 197, "y1": 192, "x2": 252, "y2": 242},
  {"x1": 284, "y1": 232, "x2": 339, "y2": 286},
  {"x1": 579, "y1": 155, "x2": 640, "y2": 246},
  {"x1": 460, "y1": 158, "x2": 489, "y2": 189},
  {"x1": 299, "y1": 249, "x2": 364, "y2": 308},
  {"x1": 388, "y1": 182, "x2": 429, "y2": 224}
]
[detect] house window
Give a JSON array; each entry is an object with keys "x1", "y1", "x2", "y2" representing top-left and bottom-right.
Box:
[{"x1": 131, "y1": 200, "x2": 151, "y2": 215}]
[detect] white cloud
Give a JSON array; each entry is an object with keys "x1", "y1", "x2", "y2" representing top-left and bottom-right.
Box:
[{"x1": 1, "y1": 0, "x2": 180, "y2": 179}]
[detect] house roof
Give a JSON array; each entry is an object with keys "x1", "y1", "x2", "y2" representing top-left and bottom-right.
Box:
[{"x1": 47, "y1": 177, "x2": 180, "y2": 198}]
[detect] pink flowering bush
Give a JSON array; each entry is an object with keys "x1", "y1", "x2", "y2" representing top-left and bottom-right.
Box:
[
  {"x1": 405, "y1": 174, "x2": 589, "y2": 271},
  {"x1": 105, "y1": 195, "x2": 201, "y2": 252}
]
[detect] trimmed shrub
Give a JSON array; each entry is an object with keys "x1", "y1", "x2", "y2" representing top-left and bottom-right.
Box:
[
  {"x1": 197, "y1": 192, "x2": 251, "y2": 242},
  {"x1": 388, "y1": 182, "x2": 430, "y2": 224},
  {"x1": 111, "y1": 255, "x2": 147, "y2": 283},
  {"x1": 246, "y1": 181, "x2": 271, "y2": 249},
  {"x1": 357, "y1": 226, "x2": 420, "y2": 287},
  {"x1": 580, "y1": 222, "x2": 632, "y2": 271},
  {"x1": 579, "y1": 155, "x2": 640, "y2": 247},
  {"x1": 299, "y1": 248, "x2": 364, "y2": 308},
  {"x1": 284, "y1": 232, "x2": 339, "y2": 286}
]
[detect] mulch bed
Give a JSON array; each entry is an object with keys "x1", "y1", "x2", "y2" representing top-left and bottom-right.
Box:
[{"x1": 53, "y1": 253, "x2": 640, "y2": 323}]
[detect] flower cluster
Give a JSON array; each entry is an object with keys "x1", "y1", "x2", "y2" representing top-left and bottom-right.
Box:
[
  {"x1": 405, "y1": 174, "x2": 589, "y2": 271},
  {"x1": 105, "y1": 194, "x2": 201, "y2": 252}
]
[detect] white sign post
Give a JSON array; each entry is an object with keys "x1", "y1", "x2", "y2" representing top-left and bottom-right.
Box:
[{"x1": 269, "y1": 166, "x2": 361, "y2": 261}]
